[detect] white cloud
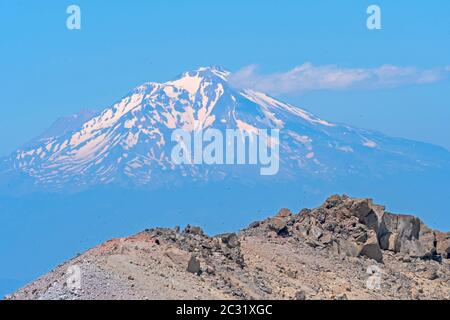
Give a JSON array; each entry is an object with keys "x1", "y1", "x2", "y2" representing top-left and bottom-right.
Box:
[{"x1": 229, "y1": 63, "x2": 450, "y2": 94}]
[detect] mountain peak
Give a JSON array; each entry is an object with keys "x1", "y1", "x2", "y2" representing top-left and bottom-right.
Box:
[
  {"x1": 177, "y1": 66, "x2": 230, "y2": 82},
  {"x1": 197, "y1": 65, "x2": 230, "y2": 77}
]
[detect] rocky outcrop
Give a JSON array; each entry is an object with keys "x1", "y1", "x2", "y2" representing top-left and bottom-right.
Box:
[{"x1": 263, "y1": 195, "x2": 449, "y2": 263}]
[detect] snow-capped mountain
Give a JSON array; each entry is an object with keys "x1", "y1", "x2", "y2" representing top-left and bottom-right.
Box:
[
  {"x1": 1, "y1": 66, "x2": 449, "y2": 192},
  {"x1": 1, "y1": 67, "x2": 450, "y2": 300}
]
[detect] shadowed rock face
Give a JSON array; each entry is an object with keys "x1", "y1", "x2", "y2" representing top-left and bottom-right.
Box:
[{"x1": 7, "y1": 195, "x2": 450, "y2": 300}]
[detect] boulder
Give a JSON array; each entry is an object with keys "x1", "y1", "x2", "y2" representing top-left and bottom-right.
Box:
[
  {"x1": 378, "y1": 232, "x2": 397, "y2": 251},
  {"x1": 397, "y1": 215, "x2": 420, "y2": 244},
  {"x1": 359, "y1": 231, "x2": 383, "y2": 263},
  {"x1": 348, "y1": 199, "x2": 379, "y2": 232},
  {"x1": 336, "y1": 293, "x2": 348, "y2": 300},
  {"x1": 268, "y1": 217, "x2": 289, "y2": 237}
]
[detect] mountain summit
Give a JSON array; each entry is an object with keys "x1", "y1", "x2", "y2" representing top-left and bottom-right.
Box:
[{"x1": 1, "y1": 66, "x2": 450, "y2": 192}]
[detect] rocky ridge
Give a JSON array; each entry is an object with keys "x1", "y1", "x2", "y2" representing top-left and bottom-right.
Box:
[{"x1": 8, "y1": 195, "x2": 450, "y2": 300}]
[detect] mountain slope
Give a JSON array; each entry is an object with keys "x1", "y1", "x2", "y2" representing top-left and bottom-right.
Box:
[
  {"x1": 1, "y1": 66, "x2": 449, "y2": 193},
  {"x1": 7, "y1": 195, "x2": 450, "y2": 300}
]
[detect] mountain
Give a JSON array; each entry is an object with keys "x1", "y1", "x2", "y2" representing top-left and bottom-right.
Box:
[
  {"x1": 1, "y1": 66, "x2": 449, "y2": 193},
  {"x1": 7, "y1": 195, "x2": 450, "y2": 300}
]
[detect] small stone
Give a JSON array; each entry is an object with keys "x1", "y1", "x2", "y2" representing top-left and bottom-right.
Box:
[
  {"x1": 294, "y1": 290, "x2": 306, "y2": 300},
  {"x1": 260, "y1": 285, "x2": 272, "y2": 294},
  {"x1": 411, "y1": 288, "x2": 420, "y2": 300},
  {"x1": 268, "y1": 217, "x2": 287, "y2": 233},
  {"x1": 277, "y1": 226, "x2": 289, "y2": 237},
  {"x1": 205, "y1": 265, "x2": 216, "y2": 275},
  {"x1": 425, "y1": 269, "x2": 439, "y2": 280}
]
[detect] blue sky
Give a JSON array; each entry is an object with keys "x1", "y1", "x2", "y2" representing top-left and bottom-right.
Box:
[{"x1": 0, "y1": 0, "x2": 449, "y2": 155}]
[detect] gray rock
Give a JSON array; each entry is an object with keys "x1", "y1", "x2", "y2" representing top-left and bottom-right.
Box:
[
  {"x1": 268, "y1": 217, "x2": 289, "y2": 237},
  {"x1": 294, "y1": 290, "x2": 306, "y2": 300},
  {"x1": 336, "y1": 293, "x2": 348, "y2": 300},
  {"x1": 338, "y1": 239, "x2": 360, "y2": 258},
  {"x1": 379, "y1": 213, "x2": 421, "y2": 253},
  {"x1": 248, "y1": 221, "x2": 261, "y2": 229},
  {"x1": 187, "y1": 255, "x2": 201, "y2": 275}
]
